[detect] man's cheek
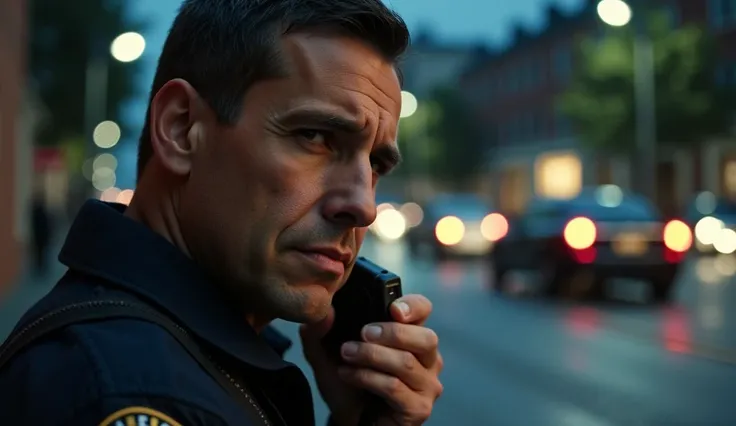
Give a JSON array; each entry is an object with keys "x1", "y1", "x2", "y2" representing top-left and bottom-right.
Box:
[{"x1": 355, "y1": 228, "x2": 368, "y2": 247}]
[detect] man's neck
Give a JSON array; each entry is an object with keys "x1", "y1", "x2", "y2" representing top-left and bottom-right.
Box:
[
  {"x1": 124, "y1": 166, "x2": 269, "y2": 333},
  {"x1": 124, "y1": 170, "x2": 191, "y2": 258}
]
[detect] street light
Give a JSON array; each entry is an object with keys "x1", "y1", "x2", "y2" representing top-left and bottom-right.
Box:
[
  {"x1": 93, "y1": 120, "x2": 122, "y2": 149},
  {"x1": 597, "y1": 0, "x2": 632, "y2": 27},
  {"x1": 83, "y1": 32, "x2": 146, "y2": 193},
  {"x1": 110, "y1": 32, "x2": 146, "y2": 63},
  {"x1": 597, "y1": 0, "x2": 657, "y2": 201},
  {"x1": 398, "y1": 91, "x2": 426, "y2": 199},
  {"x1": 400, "y1": 91, "x2": 418, "y2": 118}
]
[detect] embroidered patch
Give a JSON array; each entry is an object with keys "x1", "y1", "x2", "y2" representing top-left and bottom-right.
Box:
[{"x1": 98, "y1": 406, "x2": 183, "y2": 426}]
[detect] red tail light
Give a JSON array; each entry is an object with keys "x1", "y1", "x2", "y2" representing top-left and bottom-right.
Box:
[
  {"x1": 564, "y1": 217, "x2": 597, "y2": 249},
  {"x1": 663, "y1": 219, "x2": 692, "y2": 252}
]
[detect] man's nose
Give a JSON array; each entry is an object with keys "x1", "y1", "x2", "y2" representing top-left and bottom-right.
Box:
[{"x1": 321, "y1": 164, "x2": 376, "y2": 228}]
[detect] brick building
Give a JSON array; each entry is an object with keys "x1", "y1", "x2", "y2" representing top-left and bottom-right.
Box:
[
  {"x1": 460, "y1": 0, "x2": 736, "y2": 215},
  {"x1": 0, "y1": 0, "x2": 29, "y2": 295},
  {"x1": 382, "y1": 33, "x2": 486, "y2": 199},
  {"x1": 400, "y1": 32, "x2": 487, "y2": 99}
]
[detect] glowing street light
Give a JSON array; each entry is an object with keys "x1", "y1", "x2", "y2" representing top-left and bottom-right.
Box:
[
  {"x1": 596, "y1": 0, "x2": 657, "y2": 201},
  {"x1": 110, "y1": 32, "x2": 146, "y2": 63},
  {"x1": 597, "y1": 0, "x2": 632, "y2": 27},
  {"x1": 85, "y1": 31, "x2": 146, "y2": 189},
  {"x1": 400, "y1": 91, "x2": 418, "y2": 118},
  {"x1": 93, "y1": 120, "x2": 121, "y2": 149}
]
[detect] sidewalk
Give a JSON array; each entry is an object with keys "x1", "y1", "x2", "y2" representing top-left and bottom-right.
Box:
[{"x1": 0, "y1": 235, "x2": 67, "y2": 343}]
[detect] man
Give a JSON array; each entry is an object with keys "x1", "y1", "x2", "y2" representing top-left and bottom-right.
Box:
[
  {"x1": 29, "y1": 185, "x2": 52, "y2": 276},
  {"x1": 0, "y1": 0, "x2": 443, "y2": 425}
]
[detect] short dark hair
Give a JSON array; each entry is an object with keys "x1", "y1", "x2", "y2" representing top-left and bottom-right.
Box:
[{"x1": 137, "y1": 0, "x2": 410, "y2": 179}]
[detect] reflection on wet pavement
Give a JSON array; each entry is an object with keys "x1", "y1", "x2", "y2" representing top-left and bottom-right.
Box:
[
  {"x1": 348, "y1": 237, "x2": 736, "y2": 425},
  {"x1": 364, "y1": 236, "x2": 736, "y2": 359}
]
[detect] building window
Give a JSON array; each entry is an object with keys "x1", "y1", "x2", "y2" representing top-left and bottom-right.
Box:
[
  {"x1": 554, "y1": 106, "x2": 572, "y2": 137},
  {"x1": 510, "y1": 118, "x2": 519, "y2": 143},
  {"x1": 524, "y1": 58, "x2": 536, "y2": 91},
  {"x1": 531, "y1": 56, "x2": 545, "y2": 88},
  {"x1": 485, "y1": 79, "x2": 495, "y2": 100},
  {"x1": 724, "y1": 160, "x2": 736, "y2": 195},
  {"x1": 534, "y1": 152, "x2": 583, "y2": 199},
  {"x1": 509, "y1": 66, "x2": 521, "y2": 93},
  {"x1": 716, "y1": 67, "x2": 728, "y2": 86},
  {"x1": 513, "y1": 115, "x2": 524, "y2": 142},
  {"x1": 552, "y1": 44, "x2": 573, "y2": 83},
  {"x1": 664, "y1": 2, "x2": 680, "y2": 27},
  {"x1": 715, "y1": 63, "x2": 736, "y2": 86},
  {"x1": 709, "y1": 0, "x2": 736, "y2": 29},
  {"x1": 528, "y1": 110, "x2": 546, "y2": 140}
]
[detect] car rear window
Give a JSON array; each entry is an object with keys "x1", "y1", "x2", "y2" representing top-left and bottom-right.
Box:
[{"x1": 567, "y1": 200, "x2": 659, "y2": 222}]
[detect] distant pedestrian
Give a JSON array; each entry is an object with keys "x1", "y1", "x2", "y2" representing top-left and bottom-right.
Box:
[{"x1": 29, "y1": 187, "x2": 51, "y2": 276}]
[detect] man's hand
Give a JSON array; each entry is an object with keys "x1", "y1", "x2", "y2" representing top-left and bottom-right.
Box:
[{"x1": 300, "y1": 294, "x2": 443, "y2": 426}]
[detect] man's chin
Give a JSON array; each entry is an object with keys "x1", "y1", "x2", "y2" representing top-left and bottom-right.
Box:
[
  {"x1": 277, "y1": 286, "x2": 334, "y2": 324},
  {"x1": 278, "y1": 305, "x2": 330, "y2": 324}
]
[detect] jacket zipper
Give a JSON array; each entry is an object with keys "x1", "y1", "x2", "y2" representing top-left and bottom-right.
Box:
[{"x1": 0, "y1": 300, "x2": 272, "y2": 426}]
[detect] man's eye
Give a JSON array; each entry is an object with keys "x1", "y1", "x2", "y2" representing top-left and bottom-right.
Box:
[{"x1": 295, "y1": 129, "x2": 328, "y2": 145}]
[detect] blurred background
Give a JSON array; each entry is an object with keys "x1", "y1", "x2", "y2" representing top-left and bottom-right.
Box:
[{"x1": 2, "y1": 0, "x2": 736, "y2": 424}]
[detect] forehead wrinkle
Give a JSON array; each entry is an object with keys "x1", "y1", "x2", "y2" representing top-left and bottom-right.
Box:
[
  {"x1": 333, "y1": 71, "x2": 399, "y2": 120},
  {"x1": 280, "y1": 33, "x2": 400, "y2": 143},
  {"x1": 283, "y1": 33, "x2": 400, "y2": 113}
]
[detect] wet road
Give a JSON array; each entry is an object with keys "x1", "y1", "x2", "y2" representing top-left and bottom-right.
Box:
[{"x1": 275, "y1": 237, "x2": 736, "y2": 426}]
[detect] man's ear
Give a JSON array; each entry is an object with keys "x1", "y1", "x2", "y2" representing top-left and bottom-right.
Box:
[{"x1": 148, "y1": 78, "x2": 205, "y2": 176}]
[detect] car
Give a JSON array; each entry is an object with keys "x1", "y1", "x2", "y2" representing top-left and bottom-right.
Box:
[
  {"x1": 684, "y1": 192, "x2": 736, "y2": 255},
  {"x1": 405, "y1": 194, "x2": 506, "y2": 259},
  {"x1": 490, "y1": 186, "x2": 692, "y2": 303}
]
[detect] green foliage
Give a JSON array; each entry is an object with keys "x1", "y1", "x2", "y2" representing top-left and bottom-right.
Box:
[
  {"x1": 397, "y1": 87, "x2": 487, "y2": 186},
  {"x1": 559, "y1": 10, "x2": 734, "y2": 152},
  {"x1": 30, "y1": 0, "x2": 147, "y2": 147}
]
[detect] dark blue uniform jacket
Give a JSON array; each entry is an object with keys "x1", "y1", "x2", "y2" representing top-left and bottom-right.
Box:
[{"x1": 0, "y1": 200, "x2": 316, "y2": 426}]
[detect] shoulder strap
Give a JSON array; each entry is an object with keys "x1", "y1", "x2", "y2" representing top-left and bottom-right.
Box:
[{"x1": 0, "y1": 300, "x2": 268, "y2": 425}]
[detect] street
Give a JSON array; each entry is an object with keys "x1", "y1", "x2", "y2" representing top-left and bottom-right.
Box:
[
  {"x1": 276, "y1": 237, "x2": 736, "y2": 426},
  {"x1": 3, "y1": 238, "x2": 736, "y2": 425}
]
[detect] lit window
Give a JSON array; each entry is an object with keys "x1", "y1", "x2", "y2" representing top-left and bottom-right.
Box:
[
  {"x1": 535, "y1": 153, "x2": 583, "y2": 199},
  {"x1": 725, "y1": 161, "x2": 736, "y2": 194}
]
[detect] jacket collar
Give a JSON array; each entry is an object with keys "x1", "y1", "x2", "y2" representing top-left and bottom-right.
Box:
[{"x1": 59, "y1": 200, "x2": 292, "y2": 370}]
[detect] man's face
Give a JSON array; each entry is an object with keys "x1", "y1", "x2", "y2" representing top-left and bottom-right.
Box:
[{"x1": 178, "y1": 33, "x2": 402, "y2": 324}]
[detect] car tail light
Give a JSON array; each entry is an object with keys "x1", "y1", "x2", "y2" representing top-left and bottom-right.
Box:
[
  {"x1": 663, "y1": 220, "x2": 692, "y2": 252},
  {"x1": 481, "y1": 213, "x2": 509, "y2": 241},
  {"x1": 564, "y1": 217, "x2": 597, "y2": 250}
]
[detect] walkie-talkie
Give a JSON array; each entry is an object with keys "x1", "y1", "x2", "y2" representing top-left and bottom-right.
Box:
[
  {"x1": 322, "y1": 256, "x2": 403, "y2": 355},
  {"x1": 322, "y1": 256, "x2": 403, "y2": 425}
]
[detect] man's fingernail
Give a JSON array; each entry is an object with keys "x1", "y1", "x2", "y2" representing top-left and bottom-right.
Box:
[
  {"x1": 363, "y1": 325, "x2": 382, "y2": 341},
  {"x1": 396, "y1": 301, "x2": 411, "y2": 315},
  {"x1": 342, "y1": 342, "x2": 359, "y2": 357}
]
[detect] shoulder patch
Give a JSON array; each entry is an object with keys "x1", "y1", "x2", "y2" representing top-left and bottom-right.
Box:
[{"x1": 98, "y1": 406, "x2": 183, "y2": 426}]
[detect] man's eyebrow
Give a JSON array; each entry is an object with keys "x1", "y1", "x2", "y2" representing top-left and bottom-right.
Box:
[
  {"x1": 279, "y1": 107, "x2": 402, "y2": 171},
  {"x1": 279, "y1": 108, "x2": 363, "y2": 133}
]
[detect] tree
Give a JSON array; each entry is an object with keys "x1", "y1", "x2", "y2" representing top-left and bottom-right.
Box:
[
  {"x1": 559, "y1": 10, "x2": 734, "y2": 153},
  {"x1": 397, "y1": 87, "x2": 487, "y2": 188},
  {"x1": 29, "y1": 0, "x2": 147, "y2": 149}
]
